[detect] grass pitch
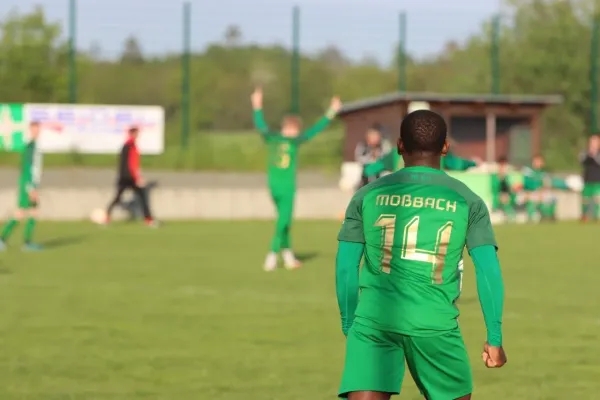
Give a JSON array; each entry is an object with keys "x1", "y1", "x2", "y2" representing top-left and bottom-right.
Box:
[{"x1": 0, "y1": 221, "x2": 597, "y2": 399}]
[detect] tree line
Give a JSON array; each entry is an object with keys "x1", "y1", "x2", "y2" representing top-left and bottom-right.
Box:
[{"x1": 0, "y1": 0, "x2": 597, "y2": 168}]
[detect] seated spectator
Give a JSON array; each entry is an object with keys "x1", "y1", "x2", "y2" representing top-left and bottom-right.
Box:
[{"x1": 354, "y1": 124, "x2": 392, "y2": 187}]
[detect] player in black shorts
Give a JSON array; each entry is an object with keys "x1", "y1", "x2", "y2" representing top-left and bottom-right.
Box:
[{"x1": 105, "y1": 126, "x2": 158, "y2": 227}]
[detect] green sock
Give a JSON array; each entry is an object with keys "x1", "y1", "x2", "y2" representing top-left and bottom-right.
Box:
[
  {"x1": 1, "y1": 219, "x2": 18, "y2": 241},
  {"x1": 582, "y1": 198, "x2": 591, "y2": 218},
  {"x1": 526, "y1": 201, "x2": 538, "y2": 221},
  {"x1": 500, "y1": 203, "x2": 516, "y2": 221},
  {"x1": 24, "y1": 218, "x2": 36, "y2": 244}
]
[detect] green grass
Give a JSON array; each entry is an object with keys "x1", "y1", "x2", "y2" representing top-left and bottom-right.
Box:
[
  {"x1": 0, "y1": 130, "x2": 343, "y2": 172},
  {"x1": 0, "y1": 221, "x2": 597, "y2": 399}
]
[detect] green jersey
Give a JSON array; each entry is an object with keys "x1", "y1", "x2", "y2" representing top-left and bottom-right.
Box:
[
  {"x1": 253, "y1": 110, "x2": 332, "y2": 188},
  {"x1": 364, "y1": 151, "x2": 476, "y2": 177},
  {"x1": 20, "y1": 141, "x2": 41, "y2": 190},
  {"x1": 523, "y1": 167, "x2": 548, "y2": 191},
  {"x1": 338, "y1": 166, "x2": 496, "y2": 336}
]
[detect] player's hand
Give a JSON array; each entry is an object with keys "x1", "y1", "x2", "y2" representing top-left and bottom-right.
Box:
[
  {"x1": 136, "y1": 177, "x2": 145, "y2": 187},
  {"x1": 29, "y1": 189, "x2": 38, "y2": 202},
  {"x1": 251, "y1": 87, "x2": 263, "y2": 109},
  {"x1": 472, "y1": 157, "x2": 483, "y2": 165},
  {"x1": 329, "y1": 96, "x2": 342, "y2": 114},
  {"x1": 482, "y1": 342, "x2": 507, "y2": 368}
]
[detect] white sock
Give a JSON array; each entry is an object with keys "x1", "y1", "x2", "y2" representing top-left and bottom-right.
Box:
[
  {"x1": 282, "y1": 249, "x2": 297, "y2": 264},
  {"x1": 264, "y1": 252, "x2": 278, "y2": 270}
]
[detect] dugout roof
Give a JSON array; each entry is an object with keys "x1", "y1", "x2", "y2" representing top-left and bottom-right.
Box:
[{"x1": 337, "y1": 91, "x2": 563, "y2": 163}]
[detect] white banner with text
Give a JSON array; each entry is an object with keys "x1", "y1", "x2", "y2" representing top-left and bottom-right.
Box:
[{"x1": 25, "y1": 104, "x2": 165, "y2": 154}]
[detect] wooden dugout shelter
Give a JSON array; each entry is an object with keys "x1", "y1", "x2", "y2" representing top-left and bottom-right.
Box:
[{"x1": 337, "y1": 92, "x2": 563, "y2": 166}]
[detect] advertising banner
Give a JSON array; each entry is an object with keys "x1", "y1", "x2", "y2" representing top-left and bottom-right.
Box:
[{"x1": 24, "y1": 104, "x2": 165, "y2": 154}]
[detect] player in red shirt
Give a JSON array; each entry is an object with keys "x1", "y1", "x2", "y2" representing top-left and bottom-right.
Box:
[{"x1": 105, "y1": 126, "x2": 157, "y2": 226}]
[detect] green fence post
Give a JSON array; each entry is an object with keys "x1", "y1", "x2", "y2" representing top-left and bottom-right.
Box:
[
  {"x1": 290, "y1": 6, "x2": 300, "y2": 114},
  {"x1": 68, "y1": 0, "x2": 77, "y2": 103},
  {"x1": 490, "y1": 14, "x2": 500, "y2": 94},
  {"x1": 181, "y1": 1, "x2": 191, "y2": 149},
  {"x1": 398, "y1": 11, "x2": 407, "y2": 92},
  {"x1": 591, "y1": 15, "x2": 599, "y2": 134}
]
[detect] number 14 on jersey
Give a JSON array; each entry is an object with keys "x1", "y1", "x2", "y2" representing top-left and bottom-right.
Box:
[{"x1": 374, "y1": 214, "x2": 453, "y2": 284}]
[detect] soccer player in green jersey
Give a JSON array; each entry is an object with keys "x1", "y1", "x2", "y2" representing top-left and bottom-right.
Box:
[
  {"x1": 251, "y1": 87, "x2": 341, "y2": 271},
  {"x1": 336, "y1": 110, "x2": 506, "y2": 400},
  {"x1": 522, "y1": 155, "x2": 547, "y2": 222},
  {"x1": 0, "y1": 121, "x2": 43, "y2": 251}
]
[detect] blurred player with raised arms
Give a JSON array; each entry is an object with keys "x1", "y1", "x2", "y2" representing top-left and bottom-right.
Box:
[
  {"x1": 251, "y1": 87, "x2": 342, "y2": 271},
  {"x1": 335, "y1": 110, "x2": 506, "y2": 399}
]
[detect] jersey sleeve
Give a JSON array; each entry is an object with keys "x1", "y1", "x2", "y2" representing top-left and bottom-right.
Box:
[
  {"x1": 337, "y1": 193, "x2": 365, "y2": 243},
  {"x1": 443, "y1": 152, "x2": 476, "y2": 171},
  {"x1": 466, "y1": 198, "x2": 497, "y2": 251},
  {"x1": 252, "y1": 109, "x2": 270, "y2": 137},
  {"x1": 297, "y1": 115, "x2": 333, "y2": 144}
]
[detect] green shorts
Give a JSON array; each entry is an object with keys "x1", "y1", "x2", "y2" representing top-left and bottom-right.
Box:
[
  {"x1": 339, "y1": 323, "x2": 472, "y2": 400},
  {"x1": 17, "y1": 185, "x2": 36, "y2": 209},
  {"x1": 582, "y1": 183, "x2": 600, "y2": 198}
]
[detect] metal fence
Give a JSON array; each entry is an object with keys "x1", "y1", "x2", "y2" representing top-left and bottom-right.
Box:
[{"x1": 1, "y1": 1, "x2": 599, "y2": 168}]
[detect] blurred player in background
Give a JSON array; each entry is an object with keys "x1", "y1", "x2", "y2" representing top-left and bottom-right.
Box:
[
  {"x1": 491, "y1": 157, "x2": 517, "y2": 222},
  {"x1": 105, "y1": 126, "x2": 157, "y2": 227},
  {"x1": 580, "y1": 134, "x2": 600, "y2": 222},
  {"x1": 354, "y1": 124, "x2": 392, "y2": 187},
  {"x1": 336, "y1": 110, "x2": 506, "y2": 399},
  {"x1": 251, "y1": 87, "x2": 341, "y2": 271},
  {"x1": 0, "y1": 121, "x2": 43, "y2": 251},
  {"x1": 522, "y1": 154, "x2": 546, "y2": 222}
]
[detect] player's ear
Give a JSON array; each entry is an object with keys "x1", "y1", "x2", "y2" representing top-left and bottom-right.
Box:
[
  {"x1": 397, "y1": 139, "x2": 404, "y2": 154},
  {"x1": 441, "y1": 140, "x2": 449, "y2": 156}
]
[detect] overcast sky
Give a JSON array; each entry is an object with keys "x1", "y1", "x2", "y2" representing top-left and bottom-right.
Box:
[{"x1": 2, "y1": 0, "x2": 500, "y2": 62}]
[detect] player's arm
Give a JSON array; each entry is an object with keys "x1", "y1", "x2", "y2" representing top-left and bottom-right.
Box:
[
  {"x1": 251, "y1": 87, "x2": 270, "y2": 137},
  {"x1": 443, "y1": 152, "x2": 477, "y2": 171},
  {"x1": 466, "y1": 199, "x2": 505, "y2": 354},
  {"x1": 336, "y1": 241, "x2": 363, "y2": 336},
  {"x1": 335, "y1": 192, "x2": 365, "y2": 336},
  {"x1": 128, "y1": 144, "x2": 142, "y2": 185},
  {"x1": 363, "y1": 151, "x2": 396, "y2": 177},
  {"x1": 298, "y1": 97, "x2": 341, "y2": 143}
]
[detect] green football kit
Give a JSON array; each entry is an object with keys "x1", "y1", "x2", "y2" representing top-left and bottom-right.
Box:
[
  {"x1": 18, "y1": 141, "x2": 41, "y2": 208},
  {"x1": 0, "y1": 140, "x2": 42, "y2": 246},
  {"x1": 364, "y1": 150, "x2": 476, "y2": 178},
  {"x1": 253, "y1": 109, "x2": 334, "y2": 252},
  {"x1": 336, "y1": 166, "x2": 505, "y2": 399},
  {"x1": 522, "y1": 166, "x2": 568, "y2": 221}
]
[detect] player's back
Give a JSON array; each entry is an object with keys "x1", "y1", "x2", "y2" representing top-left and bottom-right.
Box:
[{"x1": 353, "y1": 166, "x2": 487, "y2": 337}]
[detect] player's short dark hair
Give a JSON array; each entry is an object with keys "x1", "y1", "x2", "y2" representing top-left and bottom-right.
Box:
[
  {"x1": 400, "y1": 110, "x2": 447, "y2": 154},
  {"x1": 29, "y1": 121, "x2": 40, "y2": 127},
  {"x1": 497, "y1": 156, "x2": 508, "y2": 163},
  {"x1": 128, "y1": 126, "x2": 139, "y2": 135}
]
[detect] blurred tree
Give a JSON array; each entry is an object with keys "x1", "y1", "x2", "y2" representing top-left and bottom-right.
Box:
[
  {"x1": 0, "y1": 6, "x2": 68, "y2": 102},
  {"x1": 120, "y1": 35, "x2": 144, "y2": 64},
  {"x1": 0, "y1": 1, "x2": 596, "y2": 168},
  {"x1": 223, "y1": 25, "x2": 242, "y2": 47}
]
